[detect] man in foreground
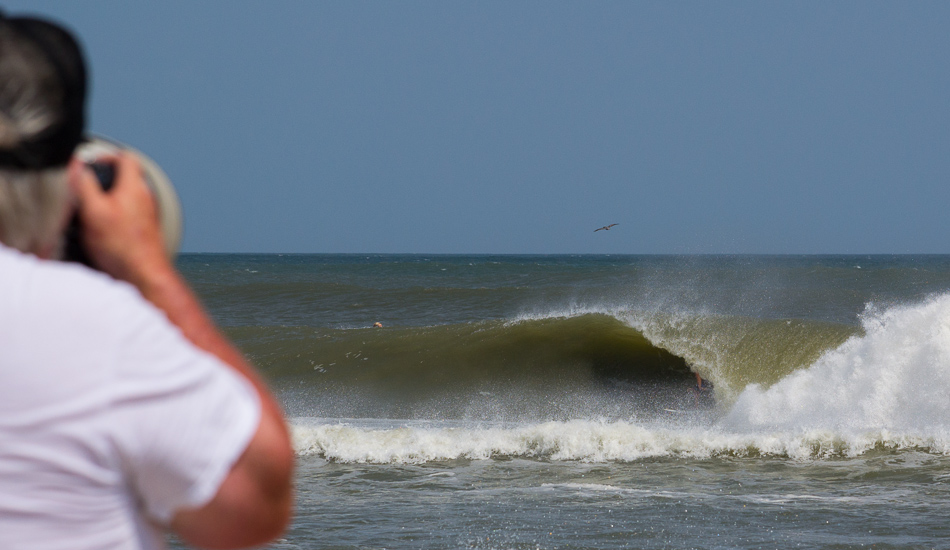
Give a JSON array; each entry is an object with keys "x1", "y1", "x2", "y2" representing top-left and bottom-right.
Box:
[{"x1": 0, "y1": 12, "x2": 294, "y2": 549}]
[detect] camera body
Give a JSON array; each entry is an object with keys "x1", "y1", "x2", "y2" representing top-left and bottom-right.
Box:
[{"x1": 62, "y1": 136, "x2": 182, "y2": 266}]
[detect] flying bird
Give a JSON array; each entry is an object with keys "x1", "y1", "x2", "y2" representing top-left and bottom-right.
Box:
[{"x1": 594, "y1": 224, "x2": 618, "y2": 232}]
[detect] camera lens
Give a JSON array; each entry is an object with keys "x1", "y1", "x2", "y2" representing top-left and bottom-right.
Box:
[{"x1": 62, "y1": 135, "x2": 182, "y2": 267}]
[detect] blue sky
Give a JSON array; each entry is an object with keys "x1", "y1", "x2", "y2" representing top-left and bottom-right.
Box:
[{"x1": 10, "y1": 1, "x2": 950, "y2": 253}]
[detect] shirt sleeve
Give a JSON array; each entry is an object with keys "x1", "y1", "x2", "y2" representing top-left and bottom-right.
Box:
[{"x1": 103, "y1": 285, "x2": 262, "y2": 525}]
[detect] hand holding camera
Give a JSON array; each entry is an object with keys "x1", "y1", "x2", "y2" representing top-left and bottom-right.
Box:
[
  {"x1": 67, "y1": 152, "x2": 166, "y2": 282},
  {"x1": 64, "y1": 136, "x2": 182, "y2": 282}
]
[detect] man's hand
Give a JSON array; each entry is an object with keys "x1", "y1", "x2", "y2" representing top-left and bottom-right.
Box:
[{"x1": 67, "y1": 153, "x2": 171, "y2": 285}]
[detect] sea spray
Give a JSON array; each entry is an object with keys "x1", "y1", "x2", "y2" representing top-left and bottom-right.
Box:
[{"x1": 621, "y1": 309, "x2": 855, "y2": 402}]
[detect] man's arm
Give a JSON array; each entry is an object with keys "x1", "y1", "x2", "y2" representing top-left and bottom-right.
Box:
[{"x1": 68, "y1": 155, "x2": 294, "y2": 549}]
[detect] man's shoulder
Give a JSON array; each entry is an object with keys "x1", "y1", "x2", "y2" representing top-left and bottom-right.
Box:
[
  {"x1": 2, "y1": 244, "x2": 139, "y2": 299},
  {"x1": 0, "y1": 245, "x2": 157, "y2": 336}
]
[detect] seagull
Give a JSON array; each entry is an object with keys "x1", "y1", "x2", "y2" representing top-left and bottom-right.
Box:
[{"x1": 594, "y1": 223, "x2": 618, "y2": 232}]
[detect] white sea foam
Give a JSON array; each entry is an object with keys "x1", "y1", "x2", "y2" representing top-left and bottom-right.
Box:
[
  {"x1": 723, "y1": 293, "x2": 950, "y2": 433},
  {"x1": 291, "y1": 418, "x2": 950, "y2": 463},
  {"x1": 541, "y1": 483, "x2": 692, "y2": 500}
]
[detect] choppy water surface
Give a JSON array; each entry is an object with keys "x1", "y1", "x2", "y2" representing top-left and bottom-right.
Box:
[{"x1": 175, "y1": 254, "x2": 950, "y2": 549}]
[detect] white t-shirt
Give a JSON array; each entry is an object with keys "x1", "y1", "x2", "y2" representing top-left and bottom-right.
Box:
[{"x1": 0, "y1": 245, "x2": 261, "y2": 550}]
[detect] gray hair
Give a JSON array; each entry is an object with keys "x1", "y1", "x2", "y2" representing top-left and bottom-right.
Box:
[
  {"x1": 0, "y1": 21, "x2": 73, "y2": 255},
  {"x1": 0, "y1": 167, "x2": 70, "y2": 255}
]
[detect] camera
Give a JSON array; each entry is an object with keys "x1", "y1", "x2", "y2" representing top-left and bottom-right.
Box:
[{"x1": 62, "y1": 135, "x2": 183, "y2": 266}]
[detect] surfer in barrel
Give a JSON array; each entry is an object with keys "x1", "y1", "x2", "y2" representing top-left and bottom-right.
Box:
[{"x1": 693, "y1": 372, "x2": 714, "y2": 407}]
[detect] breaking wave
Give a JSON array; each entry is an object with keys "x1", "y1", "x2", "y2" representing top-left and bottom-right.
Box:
[{"x1": 289, "y1": 294, "x2": 950, "y2": 463}]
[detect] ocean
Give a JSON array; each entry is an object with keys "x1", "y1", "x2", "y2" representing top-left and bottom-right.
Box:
[{"x1": 174, "y1": 254, "x2": 950, "y2": 549}]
